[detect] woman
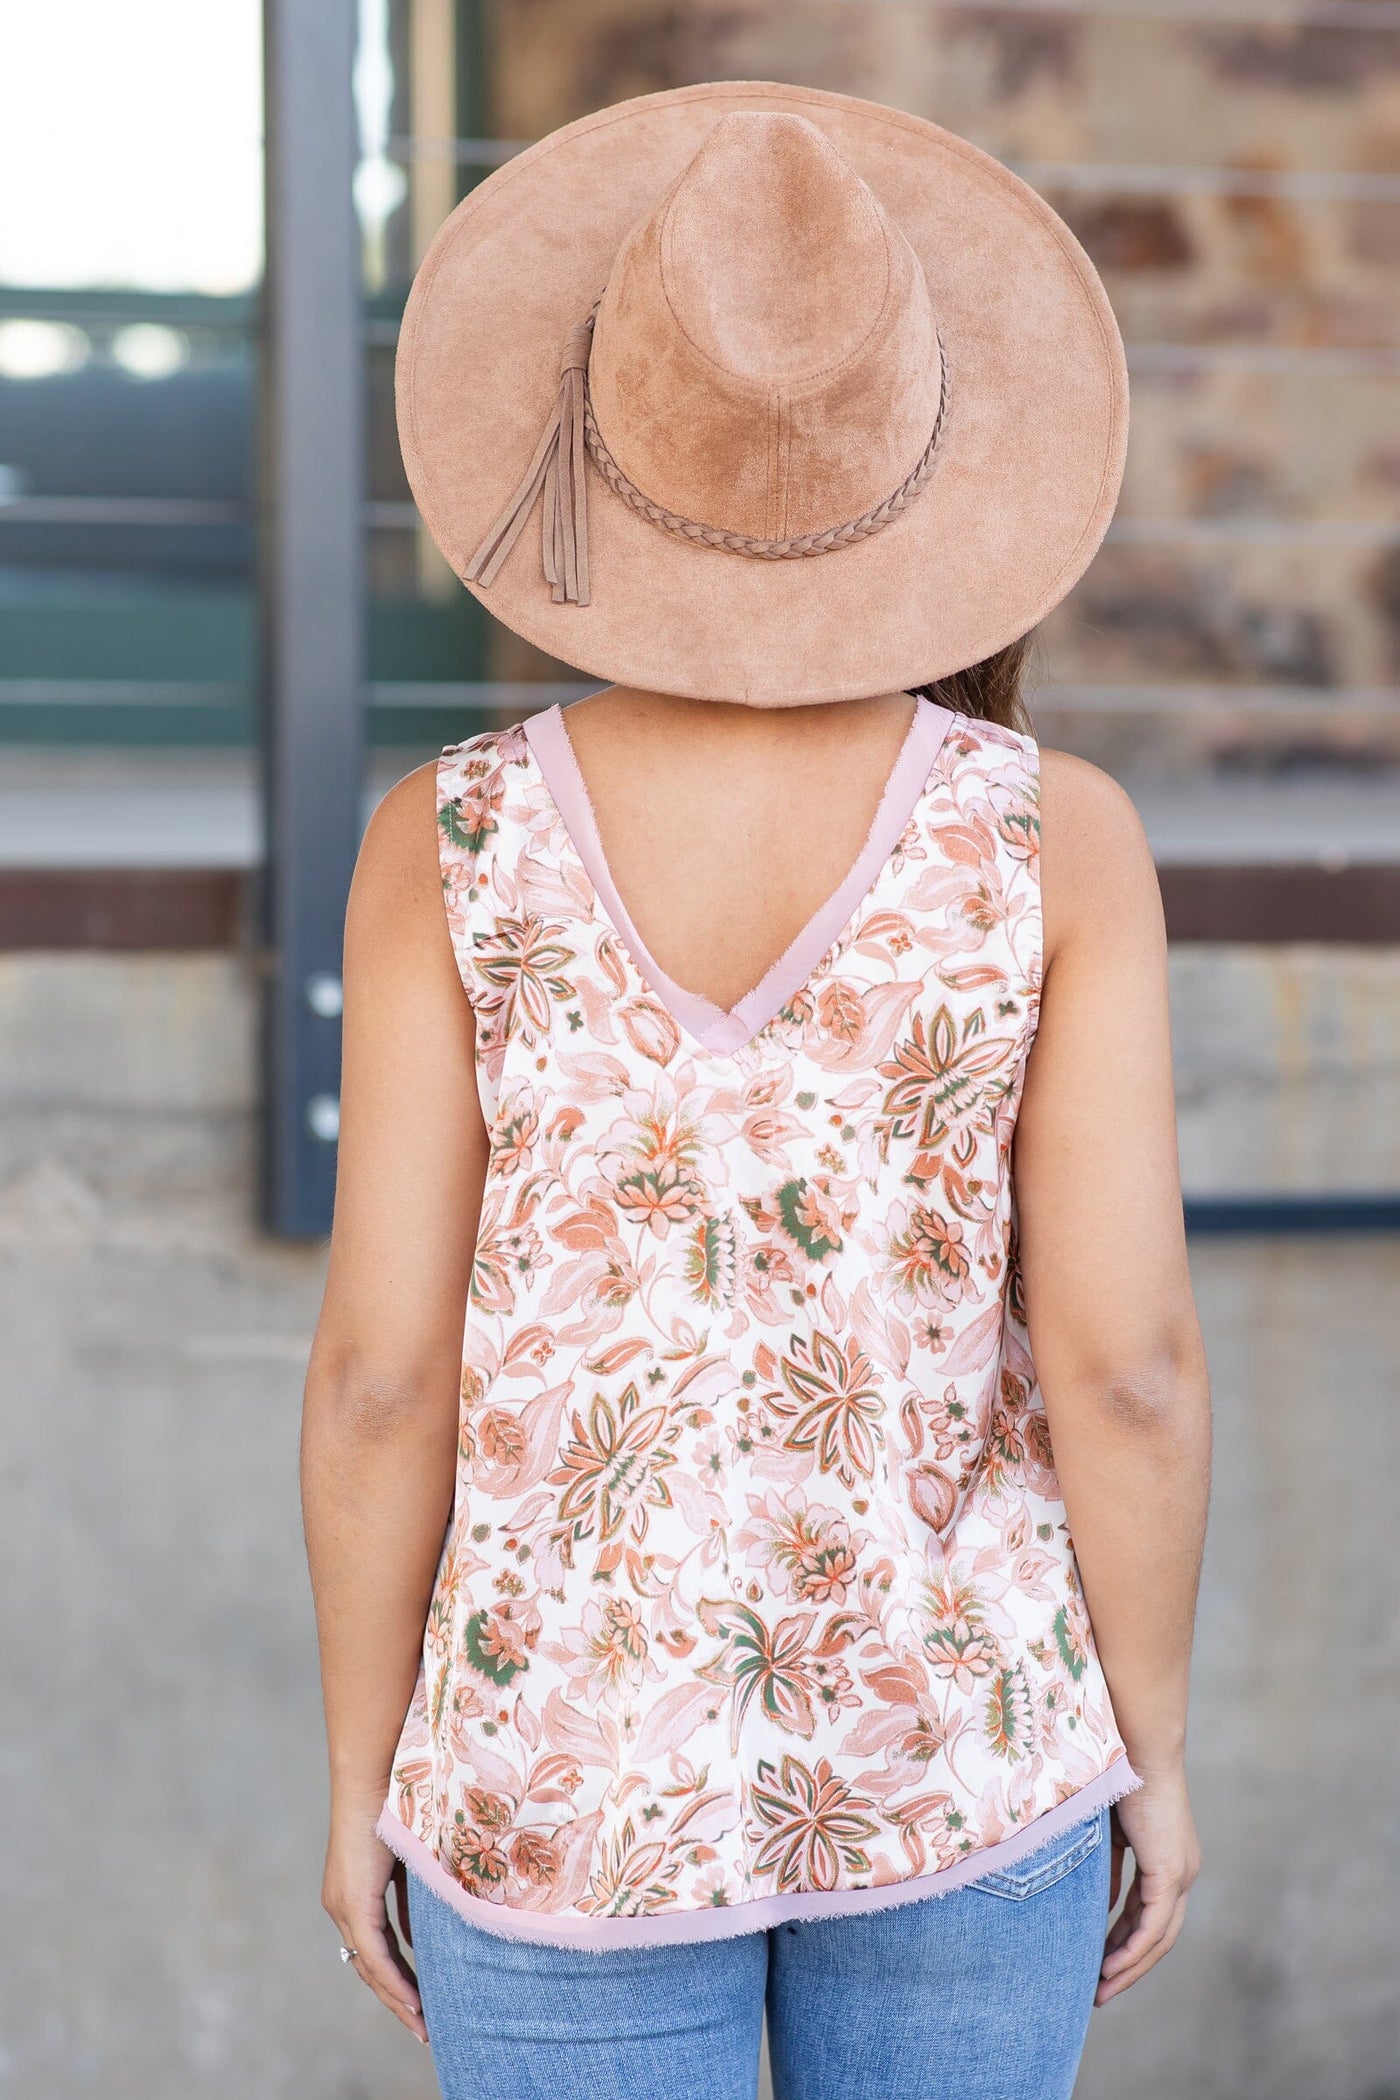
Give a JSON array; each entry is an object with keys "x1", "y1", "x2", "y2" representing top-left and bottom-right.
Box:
[{"x1": 302, "y1": 84, "x2": 1211, "y2": 2100}]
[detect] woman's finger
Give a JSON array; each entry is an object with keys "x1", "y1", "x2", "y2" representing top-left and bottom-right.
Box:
[
  {"x1": 1096, "y1": 1896, "x2": 1189, "y2": 2003},
  {"x1": 1101, "y1": 1880, "x2": 1178, "y2": 1976},
  {"x1": 1119, "y1": 1898, "x2": 1187, "y2": 1987},
  {"x1": 1102, "y1": 1875, "x2": 1142, "y2": 1958},
  {"x1": 338, "y1": 1906, "x2": 428, "y2": 2044},
  {"x1": 1096, "y1": 1890, "x2": 1189, "y2": 2004}
]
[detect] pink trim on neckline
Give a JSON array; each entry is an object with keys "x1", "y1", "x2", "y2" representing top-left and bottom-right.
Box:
[
  {"x1": 522, "y1": 695, "x2": 954, "y2": 1056},
  {"x1": 377, "y1": 1757, "x2": 1139, "y2": 1953}
]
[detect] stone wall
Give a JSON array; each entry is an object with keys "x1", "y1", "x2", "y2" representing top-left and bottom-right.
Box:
[{"x1": 3, "y1": 949, "x2": 1398, "y2": 2099}]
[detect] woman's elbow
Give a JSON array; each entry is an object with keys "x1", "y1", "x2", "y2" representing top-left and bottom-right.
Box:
[
  {"x1": 1097, "y1": 1373, "x2": 1198, "y2": 1438},
  {"x1": 1091, "y1": 1331, "x2": 1211, "y2": 1445},
  {"x1": 303, "y1": 1338, "x2": 451, "y2": 1445}
]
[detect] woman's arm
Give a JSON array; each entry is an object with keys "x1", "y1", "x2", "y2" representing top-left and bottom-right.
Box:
[
  {"x1": 301, "y1": 763, "x2": 489, "y2": 2041},
  {"x1": 1014, "y1": 750, "x2": 1211, "y2": 2007}
]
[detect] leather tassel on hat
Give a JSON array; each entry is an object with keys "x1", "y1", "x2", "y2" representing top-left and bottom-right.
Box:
[{"x1": 465, "y1": 315, "x2": 594, "y2": 606}]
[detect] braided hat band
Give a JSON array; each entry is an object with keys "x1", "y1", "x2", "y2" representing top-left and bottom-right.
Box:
[{"x1": 465, "y1": 307, "x2": 951, "y2": 609}]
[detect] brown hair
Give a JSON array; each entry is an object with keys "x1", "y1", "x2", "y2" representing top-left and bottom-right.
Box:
[{"x1": 910, "y1": 631, "x2": 1035, "y2": 736}]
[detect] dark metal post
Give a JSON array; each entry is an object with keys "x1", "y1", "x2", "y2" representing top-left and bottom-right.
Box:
[{"x1": 260, "y1": 0, "x2": 364, "y2": 1237}]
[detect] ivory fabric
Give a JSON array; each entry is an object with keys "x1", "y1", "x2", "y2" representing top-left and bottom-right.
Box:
[
  {"x1": 396, "y1": 82, "x2": 1128, "y2": 705},
  {"x1": 376, "y1": 704, "x2": 1135, "y2": 1947}
]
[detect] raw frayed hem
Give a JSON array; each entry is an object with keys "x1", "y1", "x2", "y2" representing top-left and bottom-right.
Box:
[{"x1": 376, "y1": 1755, "x2": 1141, "y2": 1956}]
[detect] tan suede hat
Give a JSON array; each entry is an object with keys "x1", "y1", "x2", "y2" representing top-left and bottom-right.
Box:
[{"x1": 398, "y1": 80, "x2": 1128, "y2": 706}]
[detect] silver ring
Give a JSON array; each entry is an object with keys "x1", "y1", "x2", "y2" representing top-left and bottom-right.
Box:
[{"x1": 339, "y1": 1945, "x2": 359, "y2": 1964}]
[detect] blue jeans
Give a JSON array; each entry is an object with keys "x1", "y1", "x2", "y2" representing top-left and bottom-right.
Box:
[{"x1": 406, "y1": 1810, "x2": 1110, "y2": 2100}]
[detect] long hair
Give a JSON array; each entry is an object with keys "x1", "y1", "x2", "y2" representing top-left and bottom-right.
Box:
[{"x1": 910, "y1": 631, "x2": 1035, "y2": 736}]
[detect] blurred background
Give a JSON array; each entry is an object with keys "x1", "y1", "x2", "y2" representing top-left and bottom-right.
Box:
[{"x1": 2, "y1": 3, "x2": 1397, "y2": 2095}]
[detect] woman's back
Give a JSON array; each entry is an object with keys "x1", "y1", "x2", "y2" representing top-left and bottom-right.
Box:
[{"x1": 562, "y1": 686, "x2": 927, "y2": 1013}]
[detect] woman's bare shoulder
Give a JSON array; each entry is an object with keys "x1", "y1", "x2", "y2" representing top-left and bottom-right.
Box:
[
  {"x1": 346, "y1": 761, "x2": 442, "y2": 943},
  {"x1": 365, "y1": 758, "x2": 438, "y2": 847},
  {"x1": 1036, "y1": 746, "x2": 1163, "y2": 962}
]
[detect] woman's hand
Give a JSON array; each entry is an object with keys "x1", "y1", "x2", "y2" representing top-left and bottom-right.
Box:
[
  {"x1": 322, "y1": 1790, "x2": 428, "y2": 2043},
  {"x1": 1097, "y1": 1763, "x2": 1201, "y2": 2005}
]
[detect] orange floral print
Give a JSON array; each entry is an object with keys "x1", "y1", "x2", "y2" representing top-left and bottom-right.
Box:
[
  {"x1": 746, "y1": 1755, "x2": 881, "y2": 1892},
  {"x1": 773, "y1": 1331, "x2": 886, "y2": 1487}
]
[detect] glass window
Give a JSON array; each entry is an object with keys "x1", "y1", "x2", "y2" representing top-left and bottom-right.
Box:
[{"x1": 0, "y1": 0, "x2": 263, "y2": 750}]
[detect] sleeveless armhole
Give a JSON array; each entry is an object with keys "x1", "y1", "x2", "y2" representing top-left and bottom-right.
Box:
[
  {"x1": 1015, "y1": 728, "x2": 1045, "y2": 1060},
  {"x1": 435, "y1": 729, "x2": 529, "y2": 1132},
  {"x1": 945, "y1": 712, "x2": 1044, "y2": 1070},
  {"x1": 435, "y1": 732, "x2": 509, "y2": 1011}
]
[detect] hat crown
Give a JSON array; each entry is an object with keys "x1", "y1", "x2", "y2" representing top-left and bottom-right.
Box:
[
  {"x1": 661, "y1": 112, "x2": 892, "y2": 385},
  {"x1": 587, "y1": 111, "x2": 944, "y2": 542}
]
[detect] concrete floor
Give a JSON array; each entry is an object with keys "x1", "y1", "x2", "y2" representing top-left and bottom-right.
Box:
[{"x1": 2, "y1": 955, "x2": 1398, "y2": 2099}]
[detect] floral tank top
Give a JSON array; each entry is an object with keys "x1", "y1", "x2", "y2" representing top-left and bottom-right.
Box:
[{"x1": 376, "y1": 696, "x2": 1136, "y2": 1947}]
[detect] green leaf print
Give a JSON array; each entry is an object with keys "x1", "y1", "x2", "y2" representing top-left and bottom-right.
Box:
[
  {"x1": 776, "y1": 1178, "x2": 843, "y2": 1261},
  {"x1": 463, "y1": 1608, "x2": 526, "y2": 1687},
  {"x1": 984, "y1": 1663, "x2": 1035, "y2": 1760},
  {"x1": 438, "y1": 797, "x2": 497, "y2": 856},
  {"x1": 1053, "y1": 1604, "x2": 1088, "y2": 1681},
  {"x1": 685, "y1": 1213, "x2": 738, "y2": 1309}
]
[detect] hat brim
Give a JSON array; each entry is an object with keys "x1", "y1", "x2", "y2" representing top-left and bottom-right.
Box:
[{"x1": 398, "y1": 80, "x2": 1128, "y2": 706}]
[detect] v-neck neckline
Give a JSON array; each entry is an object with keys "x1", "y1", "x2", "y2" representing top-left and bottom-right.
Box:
[{"x1": 521, "y1": 694, "x2": 955, "y2": 1058}]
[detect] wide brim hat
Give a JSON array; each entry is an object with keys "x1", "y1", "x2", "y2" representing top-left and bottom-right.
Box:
[{"x1": 398, "y1": 80, "x2": 1128, "y2": 707}]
